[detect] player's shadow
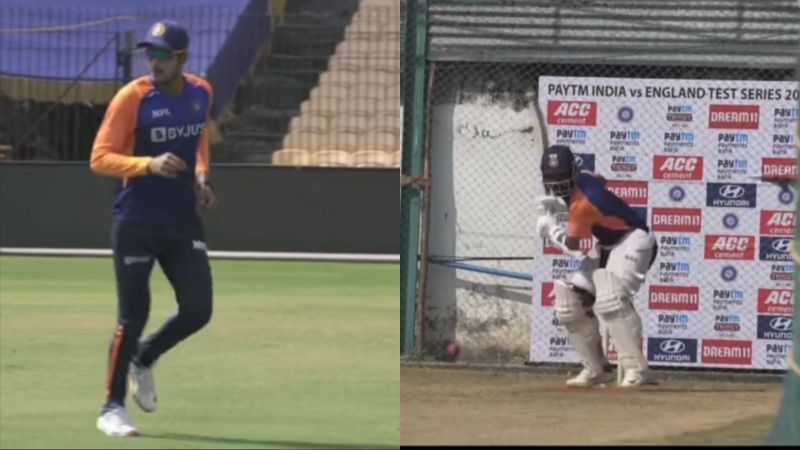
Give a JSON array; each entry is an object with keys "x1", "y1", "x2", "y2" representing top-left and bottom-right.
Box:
[{"x1": 145, "y1": 432, "x2": 396, "y2": 449}]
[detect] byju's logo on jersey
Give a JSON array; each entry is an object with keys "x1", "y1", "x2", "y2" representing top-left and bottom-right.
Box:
[
  {"x1": 756, "y1": 315, "x2": 793, "y2": 340},
  {"x1": 547, "y1": 101, "x2": 598, "y2": 126},
  {"x1": 647, "y1": 337, "x2": 697, "y2": 363},
  {"x1": 150, "y1": 123, "x2": 205, "y2": 143},
  {"x1": 701, "y1": 339, "x2": 752, "y2": 365},
  {"x1": 648, "y1": 285, "x2": 700, "y2": 311},
  {"x1": 706, "y1": 183, "x2": 756, "y2": 208},
  {"x1": 653, "y1": 156, "x2": 703, "y2": 180},
  {"x1": 757, "y1": 289, "x2": 794, "y2": 315},
  {"x1": 709, "y1": 104, "x2": 760, "y2": 130},
  {"x1": 758, "y1": 237, "x2": 792, "y2": 261}
]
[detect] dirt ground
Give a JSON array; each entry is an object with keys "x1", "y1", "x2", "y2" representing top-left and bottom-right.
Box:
[{"x1": 401, "y1": 366, "x2": 783, "y2": 446}]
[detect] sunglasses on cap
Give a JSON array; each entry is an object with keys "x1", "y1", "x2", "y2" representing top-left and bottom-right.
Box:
[{"x1": 144, "y1": 47, "x2": 185, "y2": 61}]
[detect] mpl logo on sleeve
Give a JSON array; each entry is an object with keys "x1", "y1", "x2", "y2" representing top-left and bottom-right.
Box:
[
  {"x1": 761, "y1": 158, "x2": 797, "y2": 181},
  {"x1": 647, "y1": 337, "x2": 697, "y2": 363},
  {"x1": 756, "y1": 315, "x2": 793, "y2": 340},
  {"x1": 653, "y1": 156, "x2": 703, "y2": 180},
  {"x1": 708, "y1": 104, "x2": 760, "y2": 130},
  {"x1": 758, "y1": 236, "x2": 792, "y2": 261},
  {"x1": 705, "y1": 183, "x2": 756, "y2": 208},
  {"x1": 701, "y1": 339, "x2": 752, "y2": 365},
  {"x1": 758, "y1": 289, "x2": 794, "y2": 315},
  {"x1": 648, "y1": 285, "x2": 700, "y2": 311},
  {"x1": 547, "y1": 101, "x2": 598, "y2": 126},
  {"x1": 606, "y1": 180, "x2": 648, "y2": 205},
  {"x1": 541, "y1": 282, "x2": 555, "y2": 307},
  {"x1": 760, "y1": 211, "x2": 795, "y2": 236},
  {"x1": 651, "y1": 207, "x2": 702, "y2": 232},
  {"x1": 704, "y1": 235, "x2": 755, "y2": 260}
]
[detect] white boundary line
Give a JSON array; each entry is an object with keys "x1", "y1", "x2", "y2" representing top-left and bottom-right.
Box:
[{"x1": 0, "y1": 247, "x2": 399, "y2": 263}]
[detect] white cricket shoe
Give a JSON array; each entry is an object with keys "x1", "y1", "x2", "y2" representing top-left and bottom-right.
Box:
[
  {"x1": 566, "y1": 368, "x2": 616, "y2": 387},
  {"x1": 620, "y1": 369, "x2": 658, "y2": 388},
  {"x1": 129, "y1": 362, "x2": 157, "y2": 412},
  {"x1": 96, "y1": 405, "x2": 139, "y2": 437}
]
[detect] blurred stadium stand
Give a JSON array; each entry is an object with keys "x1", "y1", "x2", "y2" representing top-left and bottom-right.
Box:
[{"x1": 0, "y1": 0, "x2": 401, "y2": 168}]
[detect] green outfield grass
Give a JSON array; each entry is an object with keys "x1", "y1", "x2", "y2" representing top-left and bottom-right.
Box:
[{"x1": 0, "y1": 256, "x2": 399, "y2": 449}]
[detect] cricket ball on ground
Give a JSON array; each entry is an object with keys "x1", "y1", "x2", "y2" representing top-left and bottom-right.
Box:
[{"x1": 447, "y1": 342, "x2": 461, "y2": 358}]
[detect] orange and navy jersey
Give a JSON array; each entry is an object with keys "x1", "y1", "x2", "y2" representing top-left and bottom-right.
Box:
[
  {"x1": 90, "y1": 74, "x2": 212, "y2": 224},
  {"x1": 568, "y1": 172, "x2": 648, "y2": 246}
]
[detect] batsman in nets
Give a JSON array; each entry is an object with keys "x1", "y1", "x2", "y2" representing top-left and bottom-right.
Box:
[{"x1": 536, "y1": 145, "x2": 658, "y2": 388}]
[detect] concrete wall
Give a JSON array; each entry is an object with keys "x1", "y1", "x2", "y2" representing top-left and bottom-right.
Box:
[{"x1": 0, "y1": 162, "x2": 398, "y2": 254}]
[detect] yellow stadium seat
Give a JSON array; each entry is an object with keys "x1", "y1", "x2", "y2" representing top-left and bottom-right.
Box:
[
  {"x1": 311, "y1": 150, "x2": 353, "y2": 167},
  {"x1": 272, "y1": 148, "x2": 311, "y2": 166}
]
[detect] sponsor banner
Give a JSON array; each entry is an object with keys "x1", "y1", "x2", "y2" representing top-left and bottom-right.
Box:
[
  {"x1": 759, "y1": 211, "x2": 795, "y2": 236},
  {"x1": 757, "y1": 289, "x2": 794, "y2": 316},
  {"x1": 534, "y1": 76, "x2": 798, "y2": 370},
  {"x1": 701, "y1": 339, "x2": 753, "y2": 365},
  {"x1": 647, "y1": 337, "x2": 698, "y2": 363},
  {"x1": 547, "y1": 101, "x2": 598, "y2": 126}
]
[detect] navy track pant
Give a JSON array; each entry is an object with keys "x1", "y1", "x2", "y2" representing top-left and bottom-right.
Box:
[{"x1": 105, "y1": 218, "x2": 213, "y2": 406}]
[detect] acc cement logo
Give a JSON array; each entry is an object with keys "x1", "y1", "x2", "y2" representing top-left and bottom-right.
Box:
[
  {"x1": 669, "y1": 186, "x2": 685, "y2": 202},
  {"x1": 722, "y1": 213, "x2": 739, "y2": 229},
  {"x1": 659, "y1": 339, "x2": 686, "y2": 353},
  {"x1": 617, "y1": 106, "x2": 634, "y2": 123},
  {"x1": 721, "y1": 265, "x2": 737, "y2": 282}
]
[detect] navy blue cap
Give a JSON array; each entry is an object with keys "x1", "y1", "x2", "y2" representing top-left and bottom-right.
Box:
[
  {"x1": 540, "y1": 145, "x2": 576, "y2": 179},
  {"x1": 136, "y1": 20, "x2": 189, "y2": 51}
]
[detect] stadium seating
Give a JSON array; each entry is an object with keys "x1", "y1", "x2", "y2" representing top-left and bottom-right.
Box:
[{"x1": 273, "y1": 0, "x2": 400, "y2": 168}]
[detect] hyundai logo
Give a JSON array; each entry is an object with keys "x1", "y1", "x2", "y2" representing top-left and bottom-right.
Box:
[
  {"x1": 669, "y1": 186, "x2": 685, "y2": 202},
  {"x1": 659, "y1": 339, "x2": 686, "y2": 354},
  {"x1": 769, "y1": 317, "x2": 793, "y2": 331},
  {"x1": 771, "y1": 239, "x2": 792, "y2": 253},
  {"x1": 719, "y1": 184, "x2": 745, "y2": 199},
  {"x1": 722, "y1": 213, "x2": 739, "y2": 229}
]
